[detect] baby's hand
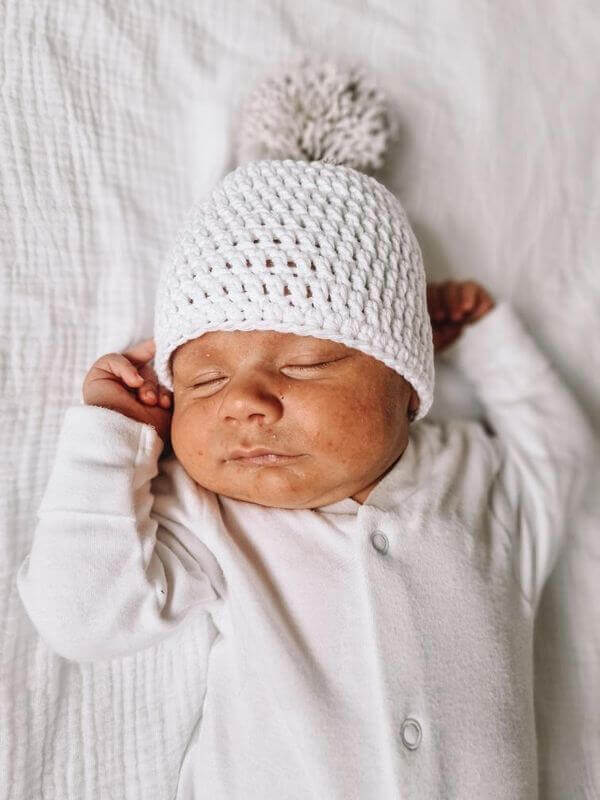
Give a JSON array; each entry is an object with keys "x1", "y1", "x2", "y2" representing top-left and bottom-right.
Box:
[
  {"x1": 82, "y1": 338, "x2": 173, "y2": 452},
  {"x1": 427, "y1": 280, "x2": 495, "y2": 353}
]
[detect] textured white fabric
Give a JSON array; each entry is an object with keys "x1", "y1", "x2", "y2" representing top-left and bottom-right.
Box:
[
  {"x1": 154, "y1": 158, "x2": 435, "y2": 420},
  {"x1": 16, "y1": 303, "x2": 597, "y2": 799},
  {"x1": 3, "y1": 3, "x2": 600, "y2": 800}
]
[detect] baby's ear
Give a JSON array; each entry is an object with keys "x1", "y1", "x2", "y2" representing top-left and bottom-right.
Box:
[{"x1": 410, "y1": 388, "x2": 419, "y2": 412}]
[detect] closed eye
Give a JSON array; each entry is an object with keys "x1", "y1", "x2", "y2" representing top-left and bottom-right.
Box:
[
  {"x1": 191, "y1": 358, "x2": 345, "y2": 387},
  {"x1": 286, "y1": 360, "x2": 339, "y2": 372}
]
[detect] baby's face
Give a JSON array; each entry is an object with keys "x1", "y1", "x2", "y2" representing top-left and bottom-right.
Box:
[{"x1": 170, "y1": 330, "x2": 418, "y2": 509}]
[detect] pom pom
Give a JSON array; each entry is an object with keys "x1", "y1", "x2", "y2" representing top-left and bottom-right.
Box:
[{"x1": 234, "y1": 56, "x2": 398, "y2": 173}]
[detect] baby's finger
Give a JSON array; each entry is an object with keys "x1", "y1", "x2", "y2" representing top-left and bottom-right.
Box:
[
  {"x1": 427, "y1": 284, "x2": 446, "y2": 321},
  {"x1": 469, "y1": 287, "x2": 495, "y2": 322},
  {"x1": 158, "y1": 391, "x2": 172, "y2": 408},
  {"x1": 442, "y1": 282, "x2": 463, "y2": 321},
  {"x1": 137, "y1": 380, "x2": 158, "y2": 404},
  {"x1": 121, "y1": 338, "x2": 156, "y2": 368},
  {"x1": 136, "y1": 380, "x2": 172, "y2": 408},
  {"x1": 101, "y1": 354, "x2": 145, "y2": 388},
  {"x1": 134, "y1": 360, "x2": 163, "y2": 403},
  {"x1": 460, "y1": 281, "x2": 479, "y2": 316}
]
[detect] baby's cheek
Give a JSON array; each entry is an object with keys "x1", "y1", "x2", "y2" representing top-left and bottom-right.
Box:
[
  {"x1": 345, "y1": 391, "x2": 380, "y2": 425},
  {"x1": 320, "y1": 394, "x2": 379, "y2": 451},
  {"x1": 171, "y1": 407, "x2": 208, "y2": 458},
  {"x1": 348, "y1": 388, "x2": 399, "y2": 449}
]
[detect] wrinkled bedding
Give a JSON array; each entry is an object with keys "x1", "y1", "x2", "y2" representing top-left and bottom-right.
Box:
[{"x1": 1, "y1": 2, "x2": 598, "y2": 798}]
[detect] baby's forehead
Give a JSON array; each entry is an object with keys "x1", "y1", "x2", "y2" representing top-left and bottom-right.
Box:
[
  {"x1": 170, "y1": 329, "x2": 359, "y2": 375},
  {"x1": 181, "y1": 329, "x2": 351, "y2": 357}
]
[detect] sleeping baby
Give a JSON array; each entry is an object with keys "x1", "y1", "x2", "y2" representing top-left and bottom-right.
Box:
[{"x1": 17, "y1": 61, "x2": 596, "y2": 800}]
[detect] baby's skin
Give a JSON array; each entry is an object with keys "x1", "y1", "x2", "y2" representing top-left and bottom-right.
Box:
[{"x1": 82, "y1": 281, "x2": 495, "y2": 509}]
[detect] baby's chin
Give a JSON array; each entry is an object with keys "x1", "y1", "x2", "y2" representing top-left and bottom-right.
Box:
[
  {"x1": 193, "y1": 463, "x2": 342, "y2": 510},
  {"x1": 216, "y1": 490, "x2": 317, "y2": 510},
  {"x1": 203, "y1": 480, "x2": 326, "y2": 510}
]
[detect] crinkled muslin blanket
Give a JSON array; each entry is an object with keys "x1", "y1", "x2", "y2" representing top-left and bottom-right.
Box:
[{"x1": 1, "y1": 2, "x2": 599, "y2": 798}]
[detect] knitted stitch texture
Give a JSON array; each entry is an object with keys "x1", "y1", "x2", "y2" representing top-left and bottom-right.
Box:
[{"x1": 154, "y1": 158, "x2": 434, "y2": 420}]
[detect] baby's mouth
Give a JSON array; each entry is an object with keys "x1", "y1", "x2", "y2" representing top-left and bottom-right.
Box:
[{"x1": 229, "y1": 453, "x2": 304, "y2": 466}]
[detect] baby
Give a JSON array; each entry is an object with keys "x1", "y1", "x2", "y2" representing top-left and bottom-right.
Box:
[
  {"x1": 79, "y1": 283, "x2": 491, "y2": 512},
  {"x1": 15, "y1": 67, "x2": 596, "y2": 797}
]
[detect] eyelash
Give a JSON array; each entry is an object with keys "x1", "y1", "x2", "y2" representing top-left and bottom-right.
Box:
[{"x1": 193, "y1": 360, "x2": 338, "y2": 387}]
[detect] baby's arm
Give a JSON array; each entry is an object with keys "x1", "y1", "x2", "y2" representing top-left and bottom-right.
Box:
[
  {"x1": 17, "y1": 344, "x2": 223, "y2": 663},
  {"x1": 436, "y1": 287, "x2": 597, "y2": 610}
]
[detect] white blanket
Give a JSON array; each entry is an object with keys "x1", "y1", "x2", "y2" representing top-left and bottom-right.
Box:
[{"x1": 2, "y1": 2, "x2": 598, "y2": 798}]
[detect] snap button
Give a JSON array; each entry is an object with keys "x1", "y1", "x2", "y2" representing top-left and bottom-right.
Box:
[
  {"x1": 400, "y1": 718, "x2": 422, "y2": 750},
  {"x1": 370, "y1": 531, "x2": 389, "y2": 554}
]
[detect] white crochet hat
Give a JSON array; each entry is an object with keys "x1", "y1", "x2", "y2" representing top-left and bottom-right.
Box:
[{"x1": 154, "y1": 58, "x2": 434, "y2": 421}]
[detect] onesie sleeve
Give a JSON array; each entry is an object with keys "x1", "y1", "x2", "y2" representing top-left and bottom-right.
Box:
[
  {"x1": 16, "y1": 404, "x2": 225, "y2": 663},
  {"x1": 439, "y1": 301, "x2": 598, "y2": 611}
]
